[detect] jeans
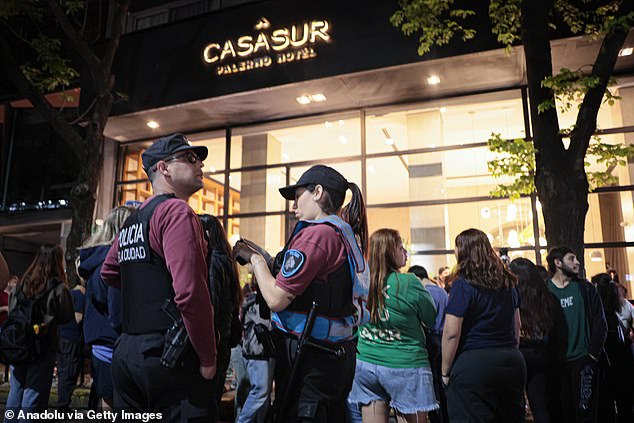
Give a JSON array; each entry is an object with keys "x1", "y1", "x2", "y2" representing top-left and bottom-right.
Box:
[
  {"x1": 5, "y1": 347, "x2": 57, "y2": 422},
  {"x1": 236, "y1": 358, "x2": 275, "y2": 423},
  {"x1": 230, "y1": 346, "x2": 249, "y2": 417}
]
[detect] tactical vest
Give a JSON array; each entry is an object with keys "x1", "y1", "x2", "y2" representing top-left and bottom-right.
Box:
[
  {"x1": 118, "y1": 194, "x2": 176, "y2": 334},
  {"x1": 271, "y1": 216, "x2": 368, "y2": 343}
]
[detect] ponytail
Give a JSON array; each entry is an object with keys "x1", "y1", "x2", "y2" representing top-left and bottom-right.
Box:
[{"x1": 340, "y1": 182, "x2": 368, "y2": 256}]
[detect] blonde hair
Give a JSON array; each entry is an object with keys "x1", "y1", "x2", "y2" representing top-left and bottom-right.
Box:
[
  {"x1": 367, "y1": 228, "x2": 402, "y2": 324},
  {"x1": 82, "y1": 206, "x2": 136, "y2": 248}
]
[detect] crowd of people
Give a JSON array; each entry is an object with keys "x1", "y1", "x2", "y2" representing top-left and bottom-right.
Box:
[{"x1": 0, "y1": 132, "x2": 633, "y2": 423}]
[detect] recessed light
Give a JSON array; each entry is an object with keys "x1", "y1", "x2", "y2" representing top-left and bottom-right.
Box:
[
  {"x1": 324, "y1": 121, "x2": 332, "y2": 128},
  {"x1": 282, "y1": 153, "x2": 290, "y2": 161},
  {"x1": 619, "y1": 47, "x2": 633, "y2": 57},
  {"x1": 384, "y1": 138, "x2": 394, "y2": 146},
  {"x1": 440, "y1": 107, "x2": 447, "y2": 113},
  {"x1": 338, "y1": 135, "x2": 348, "y2": 144},
  {"x1": 146, "y1": 120, "x2": 159, "y2": 129},
  {"x1": 311, "y1": 93, "x2": 327, "y2": 102},
  {"x1": 427, "y1": 75, "x2": 441, "y2": 85},
  {"x1": 368, "y1": 165, "x2": 376, "y2": 174},
  {"x1": 296, "y1": 96, "x2": 311, "y2": 105},
  {"x1": 338, "y1": 120, "x2": 345, "y2": 125}
]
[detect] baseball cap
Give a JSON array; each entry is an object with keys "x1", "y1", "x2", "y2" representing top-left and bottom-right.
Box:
[
  {"x1": 279, "y1": 165, "x2": 349, "y2": 205},
  {"x1": 141, "y1": 133, "x2": 208, "y2": 172}
]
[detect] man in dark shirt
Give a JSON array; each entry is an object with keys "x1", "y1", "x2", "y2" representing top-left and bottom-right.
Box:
[
  {"x1": 102, "y1": 134, "x2": 216, "y2": 421},
  {"x1": 546, "y1": 246, "x2": 607, "y2": 423}
]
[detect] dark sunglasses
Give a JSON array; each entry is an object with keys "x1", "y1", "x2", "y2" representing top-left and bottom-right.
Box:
[
  {"x1": 164, "y1": 151, "x2": 201, "y2": 164},
  {"x1": 151, "y1": 151, "x2": 201, "y2": 172}
]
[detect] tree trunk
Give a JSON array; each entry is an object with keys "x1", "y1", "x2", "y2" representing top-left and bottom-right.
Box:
[
  {"x1": 521, "y1": 0, "x2": 589, "y2": 263},
  {"x1": 65, "y1": 127, "x2": 103, "y2": 286}
]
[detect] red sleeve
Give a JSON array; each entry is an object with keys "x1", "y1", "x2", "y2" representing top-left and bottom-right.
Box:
[
  {"x1": 151, "y1": 200, "x2": 216, "y2": 367},
  {"x1": 275, "y1": 224, "x2": 347, "y2": 297},
  {"x1": 101, "y1": 242, "x2": 121, "y2": 289}
]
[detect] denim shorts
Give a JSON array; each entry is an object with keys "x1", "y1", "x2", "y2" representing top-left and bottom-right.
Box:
[{"x1": 349, "y1": 358, "x2": 438, "y2": 414}]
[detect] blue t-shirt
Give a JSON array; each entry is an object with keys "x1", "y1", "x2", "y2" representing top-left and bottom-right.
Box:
[
  {"x1": 59, "y1": 288, "x2": 85, "y2": 343},
  {"x1": 426, "y1": 283, "x2": 448, "y2": 333},
  {"x1": 446, "y1": 277, "x2": 519, "y2": 353}
]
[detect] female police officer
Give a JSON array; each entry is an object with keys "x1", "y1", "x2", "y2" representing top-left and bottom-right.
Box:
[{"x1": 234, "y1": 164, "x2": 369, "y2": 423}]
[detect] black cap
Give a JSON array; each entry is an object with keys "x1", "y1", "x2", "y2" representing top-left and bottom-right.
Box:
[
  {"x1": 141, "y1": 133, "x2": 208, "y2": 172},
  {"x1": 279, "y1": 165, "x2": 349, "y2": 205}
]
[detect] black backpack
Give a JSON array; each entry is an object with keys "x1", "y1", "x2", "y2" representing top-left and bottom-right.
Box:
[{"x1": 0, "y1": 280, "x2": 58, "y2": 365}]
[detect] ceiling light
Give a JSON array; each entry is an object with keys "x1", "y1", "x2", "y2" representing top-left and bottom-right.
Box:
[
  {"x1": 619, "y1": 47, "x2": 633, "y2": 57},
  {"x1": 338, "y1": 135, "x2": 348, "y2": 144},
  {"x1": 338, "y1": 120, "x2": 345, "y2": 125},
  {"x1": 310, "y1": 93, "x2": 327, "y2": 102},
  {"x1": 282, "y1": 153, "x2": 290, "y2": 161},
  {"x1": 368, "y1": 165, "x2": 376, "y2": 174},
  {"x1": 427, "y1": 75, "x2": 441, "y2": 85},
  {"x1": 296, "y1": 96, "x2": 311, "y2": 105},
  {"x1": 439, "y1": 107, "x2": 447, "y2": 113},
  {"x1": 208, "y1": 165, "x2": 216, "y2": 172},
  {"x1": 324, "y1": 121, "x2": 332, "y2": 128},
  {"x1": 590, "y1": 251, "x2": 603, "y2": 262},
  {"x1": 384, "y1": 138, "x2": 394, "y2": 146},
  {"x1": 481, "y1": 207, "x2": 491, "y2": 219},
  {"x1": 146, "y1": 120, "x2": 159, "y2": 129}
]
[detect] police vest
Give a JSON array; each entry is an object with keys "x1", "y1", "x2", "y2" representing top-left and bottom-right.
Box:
[
  {"x1": 271, "y1": 216, "x2": 368, "y2": 343},
  {"x1": 118, "y1": 194, "x2": 176, "y2": 334}
]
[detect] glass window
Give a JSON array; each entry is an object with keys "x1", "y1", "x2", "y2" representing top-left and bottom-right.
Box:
[
  {"x1": 116, "y1": 181, "x2": 153, "y2": 205},
  {"x1": 368, "y1": 197, "x2": 536, "y2": 254},
  {"x1": 366, "y1": 91, "x2": 525, "y2": 154},
  {"x1": 584, "y1": 191, "x2": 634, "y2": 243},
  {"x1": 231, "y1": 113, "x2": 361, "y2": 169},
  {"x1": 228, "y1": 167, "x2": 286, "y2": 214},
  {"x1": 584, "y1": 247, "x2": 633, "y2": 294},
  {"x1": 366, "y1": 147, "x2": 517, "y2": 205}
]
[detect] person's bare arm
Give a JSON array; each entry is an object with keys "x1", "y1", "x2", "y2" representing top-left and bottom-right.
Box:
[{"x1": 441, "y1": 314, "x2": 463, "y2": 385}]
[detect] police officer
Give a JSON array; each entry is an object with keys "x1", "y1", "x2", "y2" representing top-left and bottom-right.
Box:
[
  {"x1": 101, "y1": 134, "x2": 217, "y2": 422},
  {"x1": 234, "y1": 165, "x2": 369, "y2": 423}
]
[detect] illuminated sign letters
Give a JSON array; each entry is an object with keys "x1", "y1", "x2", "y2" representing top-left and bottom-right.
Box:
[{"x1": 202, "y1": 18, "x2": 331, "y2": 76}]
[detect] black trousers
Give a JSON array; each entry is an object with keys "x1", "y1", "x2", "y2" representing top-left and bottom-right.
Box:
[
  {"x1": 55, "y1": 338, "x2": 83, "y2": 408},
  {"x1": 426, "y1": 331, "x2": 448, "y2": 423},
  {"x1": 520, "y1": 343, "x2": 559, "y2": 423},
  {"x1": 112, "y1": 333, "x2": 216, "y2": 423},
  {"x1": 559, "y1": 355, "x2": 600, "y2": 423},
  {"x1": 272, "y1": 330, "x2": 355, "y2": 423},
  {"x1": 446, "y1": 347, "x2": 526, "y2": 423}
]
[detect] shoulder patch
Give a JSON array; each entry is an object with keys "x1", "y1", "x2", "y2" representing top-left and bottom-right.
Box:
[{"x1": 281, "y1": 249, "x2": 306, "y2": 278}]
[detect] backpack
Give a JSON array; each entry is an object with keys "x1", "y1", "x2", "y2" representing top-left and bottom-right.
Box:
[{"x1": 0, "y1": 280, "x2": 58, "y2": 365}]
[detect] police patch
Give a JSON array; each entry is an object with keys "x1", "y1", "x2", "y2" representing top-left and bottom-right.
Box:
[{"x1": 281, "y1": 249, "x2": 306, "y2": 278}]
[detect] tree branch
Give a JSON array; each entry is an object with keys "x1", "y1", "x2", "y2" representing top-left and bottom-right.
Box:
[
  {"x1": 46, "y1": 0, "x2": 101, "y2": 81},
  {"x1": 0, "y1": 34, "x2": 84, "y2": 159},
  {"x1": 569, "y1": 0, "x2": 633, "y2": 165}
]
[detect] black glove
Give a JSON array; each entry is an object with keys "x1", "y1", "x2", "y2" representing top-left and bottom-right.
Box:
[{"x1": 233, "y1": 239, "x2": 258, "y2": 265}]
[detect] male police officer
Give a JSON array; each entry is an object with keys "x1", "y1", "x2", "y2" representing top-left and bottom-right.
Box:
[{"x1": 102, "y1": 134, "x2": 217, "y2": 422}]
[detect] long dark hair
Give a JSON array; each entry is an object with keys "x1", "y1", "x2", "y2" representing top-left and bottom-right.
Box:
[
  {"x1": 455, "y1": 228, "x2": 517, "y2": 290},
  {"x1": 367, "y1": 229, "x2": 401, "y2": 324},
  {"x1": 20, "y1": 244, "x2": 66, "y2": 298},
  {"x1": 593, "y1": 273, "x2": 620, "y2": 312},
  {"x1": 510, "y1": 258, "x2": 555, "y2": 340},
  {"x1": 307, "y1": 182, "x2": 368, "y2": 255},
  {"x1": 199, "y1": 214, "x2": 242, "y2": 308}
]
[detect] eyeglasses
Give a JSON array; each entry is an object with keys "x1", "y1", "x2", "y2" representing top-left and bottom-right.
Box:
[
  {"x1": 151, "y1": 151, "x2": 201, "y2": 172},
  {"x1": 164, "y1": 151, "x2": 201, "y2": 165}
]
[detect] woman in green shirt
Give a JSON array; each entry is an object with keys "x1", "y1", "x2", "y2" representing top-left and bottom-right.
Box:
[{"x1": 349, "y1": 228, "x2": 438, "y2": 422}]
